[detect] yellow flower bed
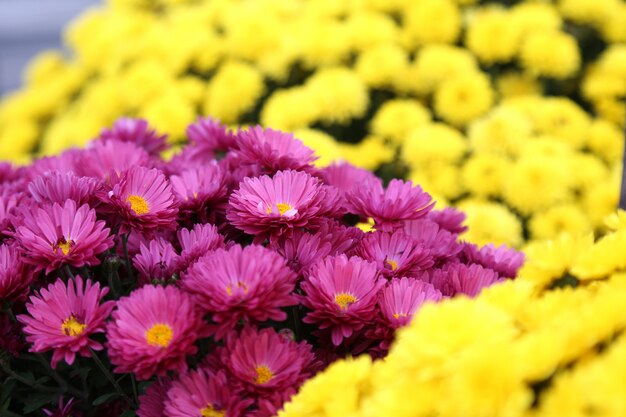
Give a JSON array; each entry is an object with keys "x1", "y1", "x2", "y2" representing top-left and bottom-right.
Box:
[
  {"x1": 0, "y1": 0, "x2": 625, "y2": 247},
  {"x1": 279, "y1": 211, "x2": 626, "y2": 417}
]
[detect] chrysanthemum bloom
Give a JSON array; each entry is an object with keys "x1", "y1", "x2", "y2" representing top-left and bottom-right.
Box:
[
  {"x1": 319, "y1": 162, "x2": 382, "y2": 196},
  {"x1": 0, "y1": 187, "x2": 27, "y2": 233},
  {"x1": 235, "y1": 126, "x2": 317, "y2": 174},
  {"x1": 137, "y1": 378, "x2": 172, "y2": 417},
  {"x1": 133, "y1": 238, "x2": 180, "y2": 285},
  {"x1": 187, "y1": 117, "x2": 237, "y2": 156},
  {"x1": 176, "y1": 223, "x2": 225, "y2": 271},
  {"x1": 169, "y1": 164, "x2": 229, "y2": 224},
  {"x1": 431, "y1": 263, "x2": 503, "y2": 297},
  {"x1": 301, "y1": 255, "x2": 385, "y2": 345},
  {"x1": 15, "y1": 200, "x2": 114, "y2": 274},
  {"x1": 77, "y1": 139, "x2": 150, "y2": 180},
  {"x1": 17, "y1": 276, "x2": 114, "y2": 368},
  {"x1": 403, "y1": 219, "x2": 462, "y2": 262},
  {"x1": 164, "y1": 368, "x2": 250, "y2": 417},
  {"x1": 29, "y1": 149, "x2": 81, "y2": 178},
  {"x1": 219, "y1": 327, "x2": 317, "y2": 396},
  {"x1": 106, "y1": 284, "x2": 206, "y2": 380},
  {"x1": 99, "y1": 117, "x2": 169, "y2": 156},
  {"x1": 345, "y1": 178, "x2": 435, "y2": 231},
  {"x1": 28, "y1": 171, "x2": 102, "y2": 207},
  {"x1": 461, "y1": 242, "x2": 525, "y2": 279},
  {"x1": 428, "y1": 207, "x2": 468, "y2": 234},
  {"x1": 181, "y1": 244, "x2": 297, "y2": 338},
  {"x1": 42, "y1": 397, "x2": 82, "y2": 417},
  {"x1": 354, "y1": 230, "x2": 434, "y2": 278},
  {"x1": 227, "y1": 170, "x2": 342, "y2": 239},
  {"x1": 0, "y1": 313, "x2": 26, "y2": 357},
  {"x1": 0, "y1": 243, "x2": 35, "y2": 302},
  {"x1": 104, "y1": 166, "x2": 178, "y2": 235}
]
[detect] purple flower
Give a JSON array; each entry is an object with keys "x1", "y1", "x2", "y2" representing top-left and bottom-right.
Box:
[
  {"x1": 133, "y1": 237, "x2": 180, "y2": 285},
  {"x1": 99, "y1": 117, "x2": 169, "y2": 156},
  {"x1": 319, "y1": 162, "x2": 382, "y2": 196},
  {"x1": 0, "y1": 243, "x2": 36, "y2": 302},
  {"x1": 137, "y1": 378, "x2": 171, "y2": 417},
  {"x1": 169, "y1": 164, "x2": 229, "y2": 224},
  {"x1": 176, "y1": 223, "x2": 226, "y2": 271},
  {"x1": 78, "y1": 139, "x2": 150, "y2": 180},
  {"x1": 403, "y1": 219, "x2": 462, "y2": 262},
  {"x1": 378, "y1": 278, "x2": 442, "y2": 328},
  {"x1": 428, "y1": 207, "x2": 468, "y2": 234},
  {"x1": 432, "y1": 263, "x2": 504, "y2": 297},
  {"x1": 460, "y1": 242, "x2": 525, "y2": 279},
  {"x1": 28, "y1": 171, "x2": 101, "y2": 207}
]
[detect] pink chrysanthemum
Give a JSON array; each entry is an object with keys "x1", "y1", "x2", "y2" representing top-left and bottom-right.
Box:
[
  {"x1": 106, "y1": 285, "x2": 206, "y2": 380},
  {"x1": 428, "y1": 207, "x2": 468, "y2": 234},
  {"x1": 379, "y1": 278, "x2": 442, "y2": 328},
  {"x1": 219, "y1": 327, "x2": 317, "y2": 396},
  {"x1": 432, "y1": 263, "x2": 504, "y2": 297},
  {"x1": 354, "y1": 230, "x2": 433, "y2": 278},
  {"x1": 137, "y1": 378, "x2": 172, "y2": 417},
  {"x1": 319, "y1": 162, "x2": 382, "y2": 196},
  {"x1": 29, "y1": 149, "x2": 81, "y2": 178},
  {"x1": 187, "y1": 117, "x2": 237, "y2": 154},
  {"x1": 28, "y1": 171, "x2": 101, "y2": 207},
  {"x1": 181, "y1": 244, "x2": 297, "y2": 338},
  {"x1": 169, "y1": 164, "x2": 229, "y2": 224},
  {"x1": 403, "y1": 219, "x2": 462, "y2": 262},
  {"x1": 42, "y1": 397, "x2": 82, "y2": 417},
  {"x1": 15, "y1": 200, "x2": 114, "y2": 274},
  {"x1": 176, "y1": 223, "x2": 225, "y2": 271},
  {"x1": 164, "y1": 368, "x2": 250, "y2": 417},
  {"x1": 461, "y1": 242, "x2": 525, "y2": 279},
  {"x1": 104, "y1": 166, "x2": 178, "y2": 235},
  {"x1": 78, "y1": 140, "x2": 150, "y2": 180},
  {"x1": 345, "y1": 178, "x2": 435, "y2": 231},
  {"x1": 17, "y1": 276, "x2": 114, "y2": 368},
  {"x1": 0, "y1": 243, "x2": 35, "y2": 302},
  {"x1": 235, "y1": 126, "x2": 317, "y2": 174},
  {"x1": 99, "y1": 118, "x2": 169, "y2": 156},
  {"x1": 301, "y1": 255, "x2": 385, "y2": 345},
  {"x1": 227, "y1": 170, "x2": 341, "y2": 239},
  {"x1": 0, "y1": 313, "x2": 26, "y2": 356},
  {"x1": 133, "y1": 238, "x2": 180, "y2": 285},
  {"x1": 0, "y1": 187, "x2": 27, "y2": 233}
]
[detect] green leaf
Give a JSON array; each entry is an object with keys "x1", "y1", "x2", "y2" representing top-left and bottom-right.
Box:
[
  {"x1": 92, "y1": 392, "x2": 119, "y2": 406},
  {"x1": 22, "y1": 392, "x2": 59, "y2": 414},
  {"x1": 119, "y1": 410, "x2": 138, "y2": 417}
]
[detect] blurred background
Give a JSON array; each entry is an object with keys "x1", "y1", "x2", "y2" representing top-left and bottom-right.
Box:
[{"x1": 0, "y1": 0, "x2": 100, "y2": 95}]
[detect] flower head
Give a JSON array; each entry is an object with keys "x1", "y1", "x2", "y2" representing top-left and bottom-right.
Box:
[
  {"x1": 345, "y1": 178, "x2": 434, "y2": 231},
  {"x1": 77, "y1": 140, "x2": 150, "y2": 180},
  {"x1": 379, "y1": 278, "x2": 442, "y2": 328},
  {"x1": 432, "y1": 263, "x2": 504, "y2": 297},
  {"x1": 187, "y1": 117, "x2": 237, "y2": 154},
  {"x1": 99, "y1": 117, "x2": 169, "y2": 156},
  {"x1": 181, "y1": 244, "x2": 297, "y2": 338},
  {"x1": 106, "y1": 284, "x2": 206, "y2": 380},
  {"x1": 428, "y1": 207, "x2": 468, "y2": 234},
  {"x1": 319, "y1": 162, "x2": 382, "y2": 196},
  {"x1": 227, "y1": 170, "x2": 341, "y2": 239},
  {"x1": 0, "y1": 243, "x2": 36, "y2": 302},
  {"x1": 301, "y1": 255, "x2": 385, "y2": 345},
  {"x1": 460, "y1": 242, "x2": 525, "y2": 279},
  {"x1": 403, "y1": 219, "x2": 462, "y2": 262},
  {"x1": 15, "y1": 200, "x2": 113, "y2": 274},
  {"x1": 104, "y1": 166, "x2": 178, "y2": 235},
  {"x1": 18, "y1": 276, "x2": 114, "y2": 368},
  {"x1": 42, "y1": 397, "x2": 82, "y2": 417},
  {"x1": 169, "y1": 164, "x2": 229, "y2": 224},
  {"x1": 137, "y1": 378, "x2": 172, "y2": 417},
  {"x1": 133, "y1": 237, "x2": 180, "y2": 285},
  {"x1": 0, "y1": 312, "x2": 26, "y2": 356},
  {"x1": 176, "y1": 223, "x2": 226, "y2": 271},
  {"x1": 28, "y1": 170, "x2": 101, "y2": 207}
]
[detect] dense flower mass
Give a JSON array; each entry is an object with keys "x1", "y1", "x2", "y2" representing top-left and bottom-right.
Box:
[{"x1": 0, "y1": 119, "x2": 523, "y2": 415}]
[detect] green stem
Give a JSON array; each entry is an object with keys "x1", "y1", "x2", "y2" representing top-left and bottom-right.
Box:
[
  {"x1": 107, "y1": 266, "x2": 120, "y2": 299},
  {"x1": 64, "y1": 265, "x2": 74, "y2": 279},
  {"x1": 89, "y1": 349, "x2": 127, "y2": 401},
  {"x1": 291, "y1": 306, "x2": 303, "y2": 342},
  {"x1": 0, "y1": 363, "x2": 57, "y2": 394},
  {"x1": 33, "y1": 354, "x2": 85, "y2": 399},
  {"x1": 122, "y1": 234, "x2": 135, "y2": 285},
  {"x1": 131, "y1": 374, "x2": 139, "y2": 405}
]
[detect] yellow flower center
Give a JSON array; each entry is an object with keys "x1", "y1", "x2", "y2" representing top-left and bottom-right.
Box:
[
  {"x1": 386, "y1": 259, "x2": 398, "y2": 271},
  {"x1": 145, "y1": 323, "x2": 173, "y2": 347},
  {"x1": 53, "y1": 238, "x2": 73, "y2": 255},
  {"x1": 126, "y1": 194, "x2": 150, "y2": 215},
  {"x1": 335, "y1": 293, "x2": 357, "y2": 310},
  {"x1": 266, "y1": 202, "x2": 294, "y2": 216},
  {"x1": 393, "y1": 312, "x2": 409, "y2": 320},
  {"x1": 61, "y1": 315, "x2": 86, "y2": 337},
  {"x1": 254, "y1": 365, "x2": 274, "y2": 385},
  {"x1": 200, "y1": 404, "x2": 225, "y2": 417},
  {"x1": 226, "y1": 280, "x2": 249, "y2": 296}
]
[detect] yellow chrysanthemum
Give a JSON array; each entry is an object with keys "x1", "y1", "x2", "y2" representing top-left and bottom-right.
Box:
[
  {"x1": 519, "y1": 31, "x2": 581, "y2": 79},
  {"x1": 465, "y1": 7, "x2": 523, "y2": 64},
  {"x1": 460, "y1": 153, "x2": 510, "y2": 198},
  {"x1": 261, "y1": 87, "x2": 317, "y2": 132},
  {"x1": 401, "y1": 0, "x2": 461, "y2": 48},
  {"x1": 434, "y1": 72, "x2": 494, "y2": 127},
  {"x1": 467, "y1": 106, "x2": 532, "y2": 156},
  {"x1": 370, "y1": 99, "x2": 431, "y2": 145},
  {"x1": 354, "y1": 43, "x2": 409, "y2": 89},
  {"x1": 292, "y1": 128, "x2": 341, "y2": 167},
  {"x1": 408, "y1": 162, "x2": 464, "y2": 201},
  {"x1": 457, "y1": 199, "x2": 523, "y2": 247},
  {"x1": 401, "y1": 123, "x2": 467, "y2": 167},
  {"x1": 511, "y1": 2, "x2": 562, "y2": 36},
  {"x1": 529, "y1": 204, "x2": 592, "y2": 242},
  {"x1": 496, "y1": 72, "x2": 543, "y2": 98}
]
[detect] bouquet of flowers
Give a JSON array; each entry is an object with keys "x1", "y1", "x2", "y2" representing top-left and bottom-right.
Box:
[{"x1": 0, "y1": 118, "x2": 523, "y2": 416}]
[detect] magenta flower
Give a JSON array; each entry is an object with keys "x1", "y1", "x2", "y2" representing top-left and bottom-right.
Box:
[
  {"x1": 106, "y1": 284, "x2": 206, "y2": 380},
  {"x1": 77, "y1": 139, "x2": 150, "y2": 180},
  {"x1": 235, "y1": 126, "x2": 317, "y2": 174},
  {"x1": 133, "y1": 237, "x2": 180, "y2": 285},
  {"x1": 176, "y1": 223, "x2": 225, "y2": 271},
  {"x1": 345, "y1": 178, "x2": 434, "y2": 231},
  {"x1": 0, "y1": 187, "x2": 27, "y2": 233},
  {"x1": 15, "y1": 200, "x2": 113, "y2": 274},
  {"x1": 164, "y1": 368, "x2": 250, "y2": 417},
  {"x1": 0, "y1": 243, "x2": 35, "y2": 302},
  {"x1": 461, "y1": 242, "x2": 525, "y2": 279},
  {"x1": 319, "y1": 162, "x2": 382, "y2": 196},
  {"x1": 0, "y1": 313, "x2": 26, "y2": 357},
  {"x1": 428, "y1": 207, "x2": 468, "y2": 234},
  {"x1": 354, "y1": 230, "x2": 434, "y2": 278},
  {"x1": 432, "y1": 263, "x2": 504, "y2": 297},
  {"x1": 99, "y1": 117, "x2": 169, "y2": 156},
  {"x1": 17, "y1": 276, "x2": 114, "y2": 368},
  {"x1": 104, "y1": 166, "x2": 178, "y2": 235},
  {"x1": 227, "y1": 170, "x2": 341, "y2": 239},
  {"x1": 181, "y1": 244, "x2": 297, "y2": 338},
  {"x1": 169, "y1": 164, "x2": 229, "y2": 224},
  {"x1": 403, "y1": 219, "x2": 462, "y2": 262},
  {"x1": 379, "y1": 278, "x2": 442, "y2": 328},
  {"x1": 301, "y1": 255, "x2": 385, "y2": 345},
  {"x1": 42, "y1": 397, "x2": 82, "y2": 417},
  {"x1": 137, "y1": 378, "x2": 172, "y2": 417},
  {"x1": 28, "y1": 171, "x2": 101, "y2": 207},
  {"x1": 219, "y1": 327, "x2": 317, "y2": 396},
  {"x1": 187, "y1": 117, "x2": 236, "y2": 155}
]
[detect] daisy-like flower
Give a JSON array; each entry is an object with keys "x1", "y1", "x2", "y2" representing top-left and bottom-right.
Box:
[
  {"x1": 428, "y1": 207, "x2": 468, "y2": 234},
  {"x1": 431, "y1": 263, "x2": 503, "y2": 297},
  {"x1": 15, "y1": 200, "x2": 114, "y2": 274},
  {"x1": 28, "y1": 171, "x2": 101, "y2": 207},
  {"x1": 301, "y1": 255, "x2": 385, "y2": 345},
  {"x1": 42, "y1": 397, "x2": 82, "y2": 417},
  {"x1": 379, "y1": 278, "x2": 442, "y2": 329},
  {"x1": 0, "y1": 243, "x2": 35, "y2": 302},
  {"x1": 0, "y1": 187, "x2": 27, "y2": 233},
  {"x1": 99, "y1": 117, "x2": 169, "y2": 156},
  {"x1": 345, "y1": 178, "x2": 435, "y2": 231},
  {"x1": 235, "y1": 126, "x2": 317, "y2": 174},
  {"x1": 0, "y1": 313, "x2": 26, "y2": 357},
  {"x1": 219, "y1": 327, "x2": 317, "y2": 396},
  {"x1": 164, "y1": 368, "x2": 250, "y2": 417},
  {"x1": 227, "y1": 170, "x2": 341, "y2": 239},
  {"x1": 77, "y1": 139, "x2": 150, "y2": 180},
  {"x1": 176, "y1": 223, "x2": 225, "y2": 271},
  {"x1": 17, "y1": 276, "x2": 114, "y2": 368},
  {"x1": 133, "y1": 238, "x2": 180, "y2": 285},
  {"x1": 354, "y1": 230, "x2": 434, "y2": 278},
  {"x1": 169, "y1": 164, "x2": 229, "y2": 224},
  {"x1": 187, "y1": 117, "x2": 237, "y2": 155},
  {"x1": 319, "y1": 162, "x2": 382, "y2": 196},
  {"x1": 137, "y1": 378, "x2": 172, "y2": 417},
  {"x1": 403, "y1": 218, "x2": 462, "y2": 262},
  {"x1": 104, "y1": 166, "x2": 178, "y2": 235},
  {"x1": 181, "y1": 244, "x2": 297, "y2": 338},
  {"x1": 106, "y1": 284, "x2": 206, "y2": 380},
  {"x1": 461, "y1": 242, "x2": 525, "y2": 279}
]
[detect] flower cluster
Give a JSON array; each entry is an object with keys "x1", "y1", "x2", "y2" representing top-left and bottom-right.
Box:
[
  {"x1": 0, "y1": 0, "x2": 623, "y2": 248},
  {"x1": 0, "y1": 119, "x2": 522, "y2": 416},
  {"x1": 281, "y1": 210, "x2": 626, "y2": 417}
]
